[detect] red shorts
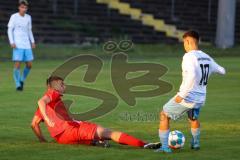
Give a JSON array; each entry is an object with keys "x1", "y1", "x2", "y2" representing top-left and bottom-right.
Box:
[{"x1": 55, "y1": 121, "x2": 98, "y2": 145}]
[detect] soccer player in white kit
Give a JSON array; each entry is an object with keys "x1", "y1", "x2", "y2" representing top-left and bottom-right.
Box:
[
  {"x1": 156, "y1": 31, "x2": 226, "y2": 153},
  {"x1": 7, "y1": 0, "x2": 35, "y2": 91}
]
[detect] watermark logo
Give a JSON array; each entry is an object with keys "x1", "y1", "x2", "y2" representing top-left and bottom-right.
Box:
[
  {"x1": 51, "y1": 41, "x2": 173, "y2": 121},
  {"x1": 103, "y1": 40, "x2": 133, "y2": 53},
  {"x1": 119, "y1": 111, "x2": 159, "y2": 122}
]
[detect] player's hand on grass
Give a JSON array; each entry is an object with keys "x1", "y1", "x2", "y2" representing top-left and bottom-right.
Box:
[
  {"x1": 175, "y1": 95, "x2": 183, "y2": 103},
  {"x1": 39, "y1": 138, "x2": 47, "y2": 143},
  {"x1": 10, "y1": 43, "x2": 16, "y2": 48},
  {"x1": 46, "y1": 118, "x2": 55, "y2": 127},
  {"x1": 31, "y1": 43, "x2": 36, "y2": 49}
]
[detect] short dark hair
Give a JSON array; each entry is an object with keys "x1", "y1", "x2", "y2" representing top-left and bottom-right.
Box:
[
  {"x1": 46, "y1": 76, "x2": 64, "y2": 85},
  {"x1": 183, "y1": 30, "x2": 200, "y2": 41},
  {"x1": 19, "y1": 0, "x2": 29, "y2": 6}
]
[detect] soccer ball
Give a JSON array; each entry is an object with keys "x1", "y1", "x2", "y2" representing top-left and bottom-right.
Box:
[{"x1": 168, "y1": 130, "x2": 185, "y2": 149}]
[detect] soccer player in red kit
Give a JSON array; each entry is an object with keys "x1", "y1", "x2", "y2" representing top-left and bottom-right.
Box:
[{"x1": 31, "y1": 76, "x2": 160, "y2": 149}]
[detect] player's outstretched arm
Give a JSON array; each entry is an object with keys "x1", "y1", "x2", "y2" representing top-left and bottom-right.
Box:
[
  {"x1": 211, "y1": 58, "x2": 226, "y2": 75},
  {"x1": 31, "y1": 115, "x2": 46, "y2": 142},
  {"x1": 38, "y1": 95, "x2": 55, "y2": 127}
]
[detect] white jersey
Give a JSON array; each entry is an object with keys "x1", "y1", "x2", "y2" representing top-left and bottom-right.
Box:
[
  {"x1": 178, "y1": 50, "x2": 226, "y2": 104},
  {"x1": 7, "y1": 13, "x2": 35, "y2": 49}
]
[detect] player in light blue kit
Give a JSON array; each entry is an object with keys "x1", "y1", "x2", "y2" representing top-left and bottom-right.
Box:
[
  {"x1": 156, "y1": 31, "x2": 226, "y2": 153},
  {"x1": 7, "y1": 0, "x2": 35, "y2": 91}
]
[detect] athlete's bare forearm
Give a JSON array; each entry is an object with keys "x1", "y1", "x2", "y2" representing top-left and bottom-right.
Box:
[
  {"x1": 31, "y1": 116, "x2": 46, "y2": 142},
  {"x1": 31, "y1": 124, "x2": 46, "y2": 142}
]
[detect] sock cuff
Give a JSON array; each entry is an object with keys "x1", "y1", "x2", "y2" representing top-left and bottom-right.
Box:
[
  {"x1": 191, "y1": 128, "x2": 200, "y2": 132},
  {"x1": 191, "y1": 128, "x2": 200, "y2": 135},
  {"x1": 159, "y1": 129, "x2": 170, "y2": 138},
  {"x1": 159, "y1": 129, "x2": 170, "y2": 133},
  {"x1": 118, "y1": 133, "x2": 145, "y2": 147},
  {"x1": 119, "y1": 133, "x2": 126, "y2": 142}
]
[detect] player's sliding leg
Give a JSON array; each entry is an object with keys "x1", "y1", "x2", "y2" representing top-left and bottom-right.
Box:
[
  {"x1": 95, "y1": 126, "x2": 145, "y2": 147},
  {"x1": 20, "y1": 61, "x2": 32, "y2": 90},
  {"x1": 13, "y1": 62, "x2": 22, "y2": 91},
  {"x1": 95, "y1": 126, "x2": 161, "y2": 149},
  {"x1": 155, "y1": 111, "x2": 172, "y2": 153}
]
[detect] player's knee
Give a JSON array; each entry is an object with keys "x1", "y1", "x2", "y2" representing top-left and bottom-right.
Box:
[
  {"x1": 27, "y1": 65, "x2": 32, "y2": 69},
  {"x1": 14, "y1": 62, "x2": 21, "y2": 69},
  {"x1": 102, "y1": 128, "x2": 112, "y2": 138},
  {"x1": 30, "y1": 121, "x2": 36, "y2": 129},
  {"x1": 26, "y1": 63, "x2": 32, "y2": 69},
  {"x1": 189, "y1": 119, "x2": 200, "y2": 128},
  {"x1": 96, "y1": 126, "x2": 111, "y2": 139},
  {"x1": 160, "y1": 111, "x2": 168, "y2": 122}
]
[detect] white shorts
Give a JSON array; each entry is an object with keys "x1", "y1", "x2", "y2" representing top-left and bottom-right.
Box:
[{"x1": 163, "y1": 95, "x2": 203, "y2": 120}]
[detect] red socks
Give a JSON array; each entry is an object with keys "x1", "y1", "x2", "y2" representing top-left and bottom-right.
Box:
[{"x1": 118, "y1": 133, "x2": 145, "y2": 147}]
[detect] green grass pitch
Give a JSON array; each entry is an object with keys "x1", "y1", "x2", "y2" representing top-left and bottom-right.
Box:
[{"x1": 0, "y1": 54, "x2": 239, "y2": 159}]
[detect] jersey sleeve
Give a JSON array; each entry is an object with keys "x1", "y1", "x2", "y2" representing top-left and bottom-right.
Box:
[
  {"x1": 178, "y1": 55, "x2": 196, "y2": 98},
  {"x1": 34, "y1": 108, "x2": 44, "y2": 122},
  {"x1": 7, "y1": 15, "x2": 15, "y2": 44},
  {"x1": 28, "y1": 15, "x2": 35, "y2": 43},
  {"x1": 210, "y1": 58, "x2": 226, "y2": 75},
  {"x1": 45, "y1": 90, "x2": 61, "y2": 102},
  {"x1": 7, "y1": 15, "x2": 15, "y2": 28}
]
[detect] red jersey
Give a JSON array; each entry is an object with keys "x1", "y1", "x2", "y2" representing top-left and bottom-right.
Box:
[{"x1": 34, "y1": 89, "x2": 79, "y2": 138}]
